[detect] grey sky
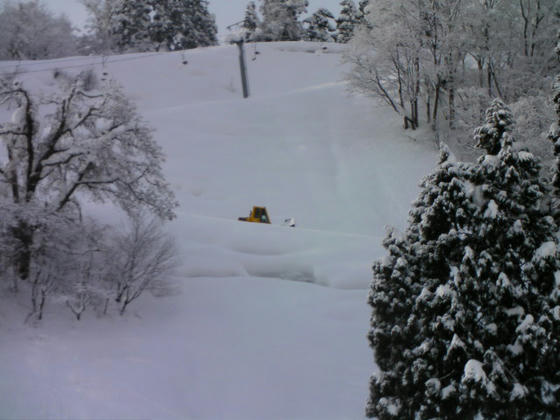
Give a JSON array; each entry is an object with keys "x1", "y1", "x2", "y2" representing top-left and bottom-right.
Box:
[{"x1": 42, "y1": 0, "x2": 347, "y2": 37}]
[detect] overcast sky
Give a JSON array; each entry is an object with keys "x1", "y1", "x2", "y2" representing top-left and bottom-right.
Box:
[{"x1": 42, "y1": 0, "x2": 346, "y2": 37}]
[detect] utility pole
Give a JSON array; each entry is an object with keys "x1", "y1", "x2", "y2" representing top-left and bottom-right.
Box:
[{"x1": 234, "y1": 39, "x2": 250, "y2": 99}]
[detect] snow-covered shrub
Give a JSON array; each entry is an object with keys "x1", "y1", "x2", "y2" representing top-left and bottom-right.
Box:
[{"x1": 367, "y1": 100, "x2": 560, "y2": 418}]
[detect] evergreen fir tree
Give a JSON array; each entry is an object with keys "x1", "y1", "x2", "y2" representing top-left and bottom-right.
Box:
[
  {"x1": 367, "y1": 100, "x2": 560, "y2": 418},
  {"x1": 110, "y1": 0, "x2": 217, "y2": 52},
  {"x1": 243, "y1": 1, "x2": 260, "y2": 40},
  {"x1": 357, "y1": 0, "x2": 370, "y2": 26},
  {"x1": 336, "y1": 0, "x2": 358, "y2": 43},
  {"x1": 182, "y1": 0, "x2": 218, "y2": 48},
  {"x1": 111, "y1": 0, "x2": 153, "y2": 52},
  {"x1": 303, "y1": 8, "x2": 336, "y2": 42}
]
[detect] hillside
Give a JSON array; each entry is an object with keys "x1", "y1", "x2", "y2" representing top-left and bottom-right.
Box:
[{"x1": 0, "y1": 42, "x2": 437, "y2": 419}]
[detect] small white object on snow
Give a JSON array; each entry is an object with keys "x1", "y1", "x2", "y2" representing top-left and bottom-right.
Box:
[{"x1": 283, "y1": 217, "x2": 296, "y2": 227}]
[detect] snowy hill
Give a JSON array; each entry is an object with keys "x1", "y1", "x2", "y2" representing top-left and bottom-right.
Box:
[{"x1": 0, "y1": 42, "x2": 437, "y2": 419}]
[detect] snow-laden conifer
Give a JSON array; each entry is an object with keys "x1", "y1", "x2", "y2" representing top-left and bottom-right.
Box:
[
  {"x1": 336, "y1": 0, "x2": 358, "y2": 43},
  {"x1": 89, "y1": 0, "x2": 217, "y2": 52},
  {"x1": 243, "y1": 1, "x2": 260, "y2": 41},
  {"x1": 367, "y1": 100, "x2": 560, "y2": 418},
  {"x1": 303, "y1": 8, "x2": 336, "y2": 42}
]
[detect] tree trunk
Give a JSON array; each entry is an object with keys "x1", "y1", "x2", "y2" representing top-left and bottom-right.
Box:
[
  {"x1": 38, "y1": 288, "x2": 46, "y2": 321},
  {"x1": 11, "y1": 220, "x2": 34, "y2": 281},
  {"x1": 426, "y1": 94, "x2": 431, "y2": 124},
  {"x1": 448, "y1": 70, "x2": 456, "y2": 130},
  {"x1": 477, "y1": 58, "x2": 484, "y2": 88},
  {"x1": 487, "y1": 60, "x2": 493, "y2": 97},
  {"x1": 432, "y1": 82, "x2": 441, "y2": 132}
]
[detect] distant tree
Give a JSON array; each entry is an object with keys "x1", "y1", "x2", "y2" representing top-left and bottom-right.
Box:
[
  {"x1": 82, "y1": 0, "x2": 217, "y2": 53},
  {"x1": 150, "y1": 0, "x2": 218, "y2": 50},
  {"x1": 258, "y1": 0, "x2": 308, "y2": 41},
  {"x1": 110, "y1": 0, "x2": 153, "y2": 51},
  {"x1": 345, "y1": 0, "x2": 423, "y2": 130},
  {"x1": 243, "y1": 1, "x2": 260, "y2": 40},
  {"x1": 336, "y1": 0, "x2": 358, "y2": 43},
  {"x1": 367, "y1": 101, "x2": 560, "y2": 418},
  {"x1": 356, "y1": 0, "x2": 370, "y2": 26},
  {"x1": 80, "y1": 0, "x2": 120, "y2": 53},
  {"x1": 303, "y1": 8, "x2": 336, "y2": 42},
  {"x1": 0, "y1": 0, "x2": 77, "y2": 60}
]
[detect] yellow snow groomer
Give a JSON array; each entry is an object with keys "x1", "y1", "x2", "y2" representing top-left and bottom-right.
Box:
[{"x1": 238, "y1": 206, "x2": 271, "y2": 224}]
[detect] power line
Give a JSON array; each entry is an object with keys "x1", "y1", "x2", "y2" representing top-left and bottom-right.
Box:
[{"x1": 0, "y1": 53, "x2": 164, "y2": 76}]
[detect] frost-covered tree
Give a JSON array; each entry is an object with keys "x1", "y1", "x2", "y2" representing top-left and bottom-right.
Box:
[
  {"x1": 367, "y1": 100, "x2": 560, "y2": 418},
  {"x1": 0, "y1": 0, "x2": 77, "y2": 59},
  {"x1": 303, "y1": 8, "x2": 336, "y2": 42},
  {"x1": 336, "y1": 0, "x2": 358, "y2": 43},
  {"x1": 0, "y1": 72, "x2": 177, "y2": 286},
  {"x1": 346, "y1": 0, "x2": 423, "y2": 129},
  {"x1": 243, "y1": 1, "x2": 260, "y2": 41},
  {"x1": 258, "y1": 0, "x2": 308, "y2": 41}
]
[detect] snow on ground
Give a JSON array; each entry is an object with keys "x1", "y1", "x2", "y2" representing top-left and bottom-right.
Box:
[{"x1": 0, "y1": 42, "x2": 437, "y2": 419}]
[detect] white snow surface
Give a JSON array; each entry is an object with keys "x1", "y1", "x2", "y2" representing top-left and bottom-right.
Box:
[{"x1": 0, "y1": 42, "x2": 437, "y2": 419}]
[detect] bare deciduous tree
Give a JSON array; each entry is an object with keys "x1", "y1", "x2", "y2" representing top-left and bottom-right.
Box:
[{"x1": 108, "y1": 215, "x2": 177, "y2": 315}]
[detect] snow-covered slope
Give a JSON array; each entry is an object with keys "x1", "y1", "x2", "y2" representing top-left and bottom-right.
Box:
[{"x1": 0, "y1": 42, "x2": 437, "y2": 419}]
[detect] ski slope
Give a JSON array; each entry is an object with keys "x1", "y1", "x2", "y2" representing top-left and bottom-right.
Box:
[{"x1": 0, "y1": 42, "x2": 437, "y2": 419}]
